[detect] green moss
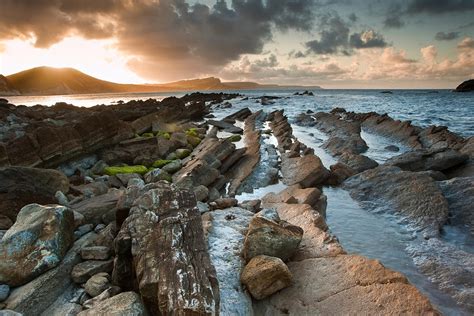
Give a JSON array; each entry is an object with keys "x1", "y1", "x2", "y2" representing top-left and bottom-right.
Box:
[
  {"x1": 187, "y1": 135, "x2": 201, "y2": 148},
  {"x1": 185, "y1": 128, "x2": 199, "y2": 138},
  {"x1": 152, "y1": 159, "x2": 173, "y2": 168},
  {"x1": 104, "y1": 165, "x2": 148, "y2": 176},
  {"x1": 142, "y1": 132, "x2": 154, "y2": 138},
  {"x1": 228, "y1": 135, "x2": 242, "y2": 142},
  {"x1": 156, "y1": 131, "x2": 171, "y2": 140},
  {"x1": 175, "y1": 148, "x2": 191, "y2": 159}
]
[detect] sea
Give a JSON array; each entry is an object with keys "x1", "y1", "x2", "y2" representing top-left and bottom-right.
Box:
[
  {"x1": 6, "y1": 89, "x2": 474, "y2": 137},
  {"x1": 6, "y1": 89, "x2": 474, "y2": 314}
]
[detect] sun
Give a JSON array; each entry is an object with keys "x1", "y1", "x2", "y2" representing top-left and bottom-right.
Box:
[{"x1": 0, "y1": 36, "x2": 147, "y2": 84}]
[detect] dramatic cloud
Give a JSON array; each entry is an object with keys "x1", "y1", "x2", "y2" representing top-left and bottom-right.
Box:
[
  {"x1": 458, "y1": 37, "x2": 474, "y2": 50},
  {"x1": 0, "y1": 0, "x2": 119, "y2": 47},
  {"x1": 349, "y1": 30, "x2": 388, "y2": 49},
  {"x1": 304, "y1": 13, "x2": 387, "y2": 56},
  {"x1": 0, "y1": 0, "x2": 317, "y2": 80},
  {"x1": 383, "y1": 15, "x2": 405, "y2": 28},
  {"x1": 406, "y1": 0, "x2": 474, "y2": 14},
  {"x1": 435, "y1": 32, "x2": 460, "y2": 41},
  {"x1": 305, "y1": 13, "x2": 351, "y2": 55}
]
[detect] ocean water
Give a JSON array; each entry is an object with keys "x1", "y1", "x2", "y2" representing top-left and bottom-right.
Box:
[{"x1": 7, "y1": 89, "x2": 474, "y2": 137}]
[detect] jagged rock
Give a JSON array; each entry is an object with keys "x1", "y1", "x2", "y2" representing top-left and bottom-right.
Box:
[
  {"x1": 84, "y1": 273, "x2": 111, "y2": 297},
  {"x1": 112, "y1": 182, "x2": 218, "y2": 315},
  {"x1": 328, "y1": 162, "x2": 356, "y2": 185},
  {"x1": 263, "y1": 186, "x2": 322, "y2": 210},
  {"x1": 77, "y1": 292, "x2": 147, "y2": 316},
  {"x1": 207, "y1": 120, "x2": 243, "y2": 134},
  {"x1": 339, "y1": 152, "x2": 379, "y2": 173},
  {"x1": 71, "y1": 260, "x2": 113, "y2": 284},
  {"x1": 70, "y1": 189, "x2": 123, "y2": 225},
  {"x1": 243, "y1": 213, "x2": 303, "y2": 261},
  {"x1": 3, "y1": 233, "x2": 97, "y2": 315},
  {"x1": 281, "y1": 154, "x2": 330, "y2": 188},
  {"x1": 0, "y1": 204, "x2": 74, "y2": 286},
  {"x1": 81, "y1": 246, "x2": 111, "y2": 261},
  {"x1": 386, "y1": 148, "x2": 468, "y2": 172},
  {"x1": 0, "y1": 167, "x2": 69, "y2": 222},
  {"x1": 241, "y1": 255, "x2": 292, "y2": 300},
  {"x1": 345, "y1": 166, "x2": 449, "y2": 236}
]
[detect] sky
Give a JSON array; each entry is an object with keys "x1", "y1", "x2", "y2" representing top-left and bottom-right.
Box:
[{"x1": 0, "y1": 0, "x2": 473, "y2": 88}]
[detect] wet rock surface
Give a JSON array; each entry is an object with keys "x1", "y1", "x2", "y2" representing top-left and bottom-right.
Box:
[{"x1": 2, "y1": 94, "x2": 469, "y2": 315}]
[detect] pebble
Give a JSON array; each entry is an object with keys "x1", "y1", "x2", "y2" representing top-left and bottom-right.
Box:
[{"x1": 0, "y1": 284, "x2": 10, "y2": 302}]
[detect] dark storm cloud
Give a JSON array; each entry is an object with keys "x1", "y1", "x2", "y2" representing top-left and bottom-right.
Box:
[
  {"x1": 383, "y1": 14, "x2": 404, "y2": 28},
  {"x1": 305, "y1": 13, "x2": 351, "y2": 55},
  {"x1": 304, "y1": 13, "x2": 388, "y2": 56},
  {"x1": 435, "y1": 31, "x2": 460, "y2": 41},
  {"x1": 0, "y1": 0, "x2": 318, "y2": 80},
  {"x1": 0, "y1": 0, "x2": 119, "y2": 47},
  {"x1": 406, "y1": 0, "x2": 474, "y2": 14}
]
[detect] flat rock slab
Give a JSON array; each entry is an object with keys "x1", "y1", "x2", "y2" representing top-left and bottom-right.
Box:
[
  {"x1": 281, "y1": 154, "x2": 329, "y2": 188},
  {"x1": 77, "y1": 291, "x2": 148, "y2": 316},
  {"x1": 71, "y1": 190, "x2": 123, "y2": 225},
  {"x1": 254, "y1": 255, "x2": 437, "y2": 315},
  {"x1": 345, "y1": 165, "x2": 449, "y2": 236}
]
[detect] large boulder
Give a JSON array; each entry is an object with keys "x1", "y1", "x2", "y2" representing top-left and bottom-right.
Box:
[
  {"x1": 70, "y1": 189, "x2": 123, "y2": 225},
  {"x1": 0, "y1": 167, "x2": 69, "y2": 222},
  {"x1": 77, "y1": 291, "x2": 148, "y2": 316},
  {"x1": 281, "y1": 154, "x2": 330, "y2": 188},
  {"x1": 0, "y1": 204, "x2": 75, "y2": 286},
  {"x1": 241, "y1": 255, "x2": 292, "y2": 300},
  {"x1": 243, "y1": 212, "x2": 303, "y2": 262},
  {"x1": 112, "y1": 182, "x2": 219, "y2": 315}
]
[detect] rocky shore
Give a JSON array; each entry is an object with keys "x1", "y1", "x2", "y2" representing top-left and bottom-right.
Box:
[{"x1": 0, "y1": 93, "x2": 472, "y2": 315}]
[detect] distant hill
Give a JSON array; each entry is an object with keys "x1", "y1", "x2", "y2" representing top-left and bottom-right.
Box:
[
  {"x1": 454, "y1": 79, "x2": 474, "y2": 92},
  {"x1": 1, "y1": 66, "x2": 321, "y2": 96}
]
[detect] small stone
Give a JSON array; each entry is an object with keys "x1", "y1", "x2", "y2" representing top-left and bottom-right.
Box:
[
  {"x1": 162, "y1": 160, "x2": 182, "y2": 174},
  {"x1": 74, "y1": 224, "x2": 94, "y2": 240},
  {"x1": 82, "y1": 286, "x2": 121, "y2": 309},
  {"x1": 239, "y1": 200, "x2": 261, "y2": 213},
  {"x1": 55, "y1": 190, "x2": 69, "y2": 205},
  {"x1": 385, "y1": 145, "x2": 400, "y2": 152},
  {"x1": 78, "y1": 291, "x2": 146, "y2": 316},
  {"x1": 193, "y1": 185, "x2": 209, "y2": 202},
  {"x1": 210, "y1": 197, "x2": 238, "y2": 210},
  {"x1": 0, "y1": 284, "x2": 10, "y2": 302},
  {"x1": 241, "y1": 255, "x2": 292, "y2": 300},
  {"x1": 81, "y1": 246, "x2": 111, "y2": 260},
  {"x1": 175, "y1": 148, "x2": 191, "y2": 159},
  {"x1": 84, "y1": 273, "x2": 111, "y2": 297},
  {"x1": 71, "y1": 260, "x2": 113, "y2": 284},
  {"x1": 94, "y1": 224, "x2": 106, "y2": 233}
]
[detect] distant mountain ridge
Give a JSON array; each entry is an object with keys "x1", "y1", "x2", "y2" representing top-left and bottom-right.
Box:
[{"x1": 0, "y1": 66, "x2": 321, "y2": 96}]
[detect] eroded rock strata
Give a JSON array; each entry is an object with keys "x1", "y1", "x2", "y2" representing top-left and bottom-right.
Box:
[{"x1": 1, "y1": 94, "x2": 471, "y2": 315}]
